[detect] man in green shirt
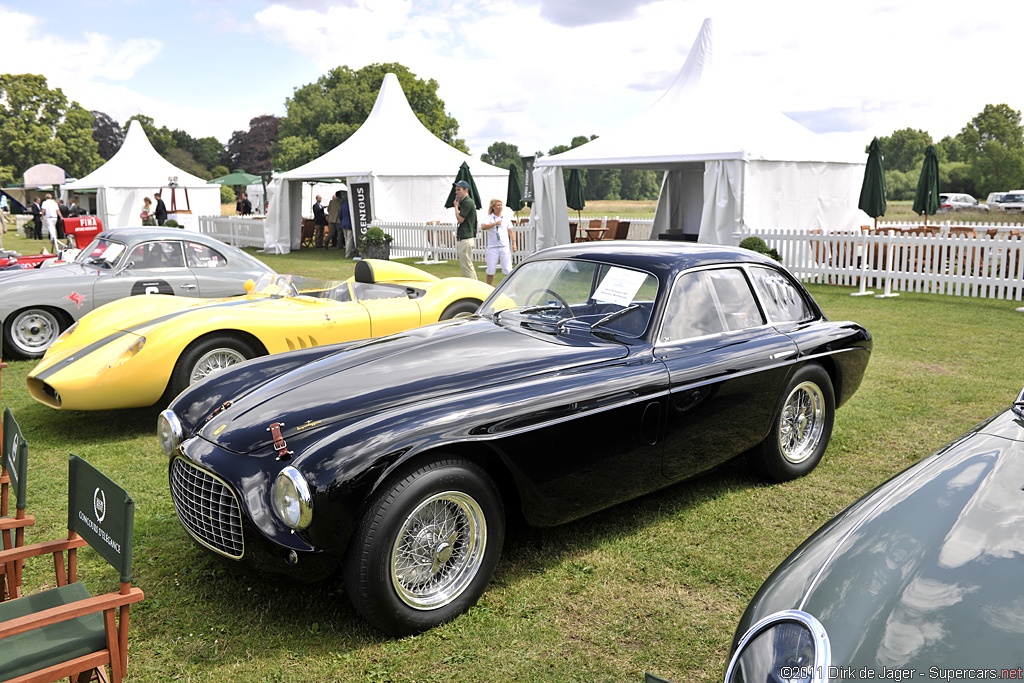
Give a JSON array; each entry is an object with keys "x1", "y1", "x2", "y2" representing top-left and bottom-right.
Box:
[{"x1": 453, "y1": 180, "x2": 479, "y2": 280}]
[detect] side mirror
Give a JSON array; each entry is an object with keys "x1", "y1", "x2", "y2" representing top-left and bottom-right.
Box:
[{"x1": 244, "y1": 278, "x2": 256, "y2": 293}]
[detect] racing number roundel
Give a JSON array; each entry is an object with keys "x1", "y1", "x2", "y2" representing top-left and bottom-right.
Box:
[{"x1": 131, "y1": 280, "x2": 175, "y2": 296}]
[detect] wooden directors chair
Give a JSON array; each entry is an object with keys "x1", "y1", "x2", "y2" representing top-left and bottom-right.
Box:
[
  {"x1": 0, "y1": 455, "x2": 144, "y2": 683},
  {"x1": 1, "y1": 408, "x2": 34, "y2": 602}
]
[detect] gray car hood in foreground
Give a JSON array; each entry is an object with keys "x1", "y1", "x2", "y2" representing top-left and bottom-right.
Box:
[
  {"x1": 737, "y1": 408, "x2": 1024, "y2": 669},
  {"x1": 195, "y1": 317, "x2": 629, "y2": 455}
]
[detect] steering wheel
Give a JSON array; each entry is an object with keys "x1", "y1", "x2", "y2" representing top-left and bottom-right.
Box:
[
  {"x1": 525, "y1": 288, "x2": 574, "y2": 317},
  {"x1": 270, "y1": 276, "x2": 299, "y2": 297}
]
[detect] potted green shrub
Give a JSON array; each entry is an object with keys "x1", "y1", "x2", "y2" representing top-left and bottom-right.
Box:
[
  {"x1": 359, "y1": 226, "x2": 393, "y2": 260},
  {"x1": 738, "y1": 235, "x2": 782, "y2": 263}
]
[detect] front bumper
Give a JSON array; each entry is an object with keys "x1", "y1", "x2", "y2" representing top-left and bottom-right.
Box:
[{"x1": 168, "y1": 438, "x2": 340, "y2": 582}]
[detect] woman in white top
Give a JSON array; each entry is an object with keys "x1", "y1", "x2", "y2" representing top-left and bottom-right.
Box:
[{"x1": 481, "y1": 198, "x2": 516, "y2": 285}]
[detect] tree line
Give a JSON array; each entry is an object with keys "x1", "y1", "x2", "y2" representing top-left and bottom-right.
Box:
[{"x1": 3, "y1": 68, "x2": 1022, "y2": 204}]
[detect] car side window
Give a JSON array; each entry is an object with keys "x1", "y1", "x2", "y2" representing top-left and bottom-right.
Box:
[
  {"x1": 707, "y1": 268, "x2": 764, "y2": 331},
  {"x1": 127, "y1": 241, "x2": 185, "y2": 269},
  {"x1": 749, "y1": 266, "x2": 813, "y2": 323},
  {"x1": 660, "y1": 271, "x2": 726, "y2": 342},
  {"x1": 186, "y1": 242, "x2": 227, "y2": 268}
]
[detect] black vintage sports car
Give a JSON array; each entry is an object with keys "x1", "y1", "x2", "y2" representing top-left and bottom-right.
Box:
[
  {"x1": 158, "y1": 241, "x2": 872, "y2": 635},
  {"x1": 724, "y1": 387, "x2": 1024, "y2": 682}
]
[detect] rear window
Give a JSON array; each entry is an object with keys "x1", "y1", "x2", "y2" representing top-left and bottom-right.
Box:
[{"x1": 749, "y1": 266, "x2": 813, "y2": 323}]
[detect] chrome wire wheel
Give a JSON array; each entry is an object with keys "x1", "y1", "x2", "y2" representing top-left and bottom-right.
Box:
[
  {"x1": 390, "y1": 491, "x2": 487, "y2": 610},
  {"x1": 778, "y1": 381, "x2": 826, "y2": 464},
  {"x1": 188, "y1": 347, "x2": 247, "y2": 384}
]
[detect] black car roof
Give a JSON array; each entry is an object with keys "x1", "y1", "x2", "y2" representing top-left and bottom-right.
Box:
[{"x1": 524, "y1": 240, "x2": 782, "y2": 284}]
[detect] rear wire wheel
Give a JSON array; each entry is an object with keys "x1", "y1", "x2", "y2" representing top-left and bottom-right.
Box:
[{"x1": 753, "y1": 364, "x2": 835, "y2": 482}]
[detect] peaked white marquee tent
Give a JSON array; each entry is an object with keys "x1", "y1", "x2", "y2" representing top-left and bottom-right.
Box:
[
  {"x1": 265, "y1": 73, "x2": 508, "y2": 253},
  {"x1": 533, "y1": 18, "x2": 867, "y2": 249},
  {"x1": 64, "y1": 120, "x2": 221, "y2": 231}
]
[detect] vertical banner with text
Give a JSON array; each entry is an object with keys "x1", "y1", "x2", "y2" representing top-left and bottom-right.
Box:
[
  {"x1": 521, "y1": 156, "x2": 535, "y2": 203},
  {"x1": 351, "y1": 181, "x2": 373, "y2": 250}
]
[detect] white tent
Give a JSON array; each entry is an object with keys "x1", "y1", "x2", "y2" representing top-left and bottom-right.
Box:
[
  {"x1": 533, "y1": 19, "x2": 867, "y2": 250},
  {"x1": 267, "y1": 73, "x2": 508, "y2": 254},
  {"x1": 64, "y1": 120, "x2": 221, "y2": 231}
]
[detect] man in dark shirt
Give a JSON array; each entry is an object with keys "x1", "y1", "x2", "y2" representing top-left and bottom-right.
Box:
[
  {"x1": 30, "y1": 197, "x2": 43, "y2": 239},
  {"x1": 453, "y1": 180, "x2": 478, "y2": 280},
  {"x1": 312, "y1": 195, "x2": 328, "y2": 247},
  {"x1": 240, "y1": 192, "x2": 253, "y2": 215},
  {"x1": 154, "y1": 191, "x2": 168, "y2": 225}
]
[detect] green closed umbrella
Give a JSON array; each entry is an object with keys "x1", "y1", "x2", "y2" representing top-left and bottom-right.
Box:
[
  {"x1": 208, "y1": 169, "x2": 261, "y2": 186},
  {"x1": 912, "y1": 144, "x2": 940, "y2": 222},
  {"x1": 444, "y1": 161, "x2": 482, "y2": 210},
  {"x1": 566, "y1": 169, "x2": 586, "y2": 243},
  {"x1": 858, "y1": 138, "x2": 887, "y2": 229},
  {"x1": 506, "y1": 165, "x2": 525, "y2": 214}
]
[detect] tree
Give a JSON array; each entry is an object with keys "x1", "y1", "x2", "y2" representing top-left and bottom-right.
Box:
[
  {"x1": 91, "y1": 110, "x2": 124, "y2": 160},
  {"x1": 226, "y1": 115, "x2": 280, "y2": 174},
  {"x1": 166, "y1": 147, "x2": 212, "y2": 180},
  {"x1": 275, "y1": 63, "x2": 466, "y2": 170},
  {"x1": 0, "y1": 73, "x2": 102, "y2": 181},
  {"x1": 956, "y1": 104, "x2": 1024, "y2": 193},
  {"x1": 481, "y1": 141, "x2": 522, "y2": 176},
  {"x1": 877, "y1": 128, "x2": 932, "y2": 173},
  {"x1": 171, "y1": 129, "x2": 225, "y2": 171}
]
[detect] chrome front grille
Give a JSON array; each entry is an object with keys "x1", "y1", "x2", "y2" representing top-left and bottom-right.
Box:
[{"x1": 170, "y1": 457, "x2": 244, "y2": 558}]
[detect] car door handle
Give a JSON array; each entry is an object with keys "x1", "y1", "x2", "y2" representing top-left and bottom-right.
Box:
[{"x1": 179, "y1": 284, "x2": 197, "y2": 290}]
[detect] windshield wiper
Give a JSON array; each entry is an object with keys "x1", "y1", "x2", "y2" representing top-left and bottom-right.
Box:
[
  {"x1": 590, "y1": 304, "x2": 642, "y2": 331},
  {"x1": 518, "y1": 304, "x2": 564, "y2": 315}
]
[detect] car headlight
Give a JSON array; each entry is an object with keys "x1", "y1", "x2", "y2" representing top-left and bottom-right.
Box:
[
  {"x1": 724, "y1": 610, "x2": 830, "y2": 683},
  {"x1": 272, "y1": 466, "x2": 313, "y2": 530},
  {"x1": 157, "y1": 409, "x2": 184, "y2": 457},
  {"x1": 109, "y1": 335, "x2": 146, "y2": 368}
]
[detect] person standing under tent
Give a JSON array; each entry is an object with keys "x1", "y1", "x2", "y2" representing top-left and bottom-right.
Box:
[
  {"x1": 240, "y1": 192, "x2": 252, "y2": 215},
  {"x1": 154, "y1": 191, "x2": 168, "y2": 225},
  {"x1": 340, "y1": 195, "x2": 355, "y2": 257},
  {"x1": 481, "y1": 198, "x2": 516, "y2": 285},
  {"x1": 453, "y1": 180, "x2": 478, "y2": 280},
  {"x1": 30, "y1": 196, "x2": 43, "y2": 239},
  {"x1": 41, "y1": 193, "x2": 63, "y2": 250},
  {"x1": 312, "y1": 195, "x2": 328, "y2": 247},
  {"x1": 326, "y1": 191, "x2": 343, "y2": 249}
]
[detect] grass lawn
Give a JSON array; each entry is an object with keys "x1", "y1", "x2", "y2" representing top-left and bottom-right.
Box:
[{"x1": 5, "y1": 228, "x2": 1024, "y2": 682}]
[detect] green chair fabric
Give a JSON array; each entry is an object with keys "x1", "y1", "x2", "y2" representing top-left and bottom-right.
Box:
[
  {"x1": 0, "y1": 582, "x2": 106, "y2": 680},
  {"x1": 67, "y1": 454, "x2": 135, "y2": 584}
]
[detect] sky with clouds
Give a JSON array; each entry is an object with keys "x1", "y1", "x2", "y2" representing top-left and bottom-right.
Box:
[{"x1": 2, "y1": 0, "x2": 1020, "y2": 162}]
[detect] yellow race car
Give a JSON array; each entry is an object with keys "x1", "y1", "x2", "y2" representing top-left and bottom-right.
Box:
[{"x1": 27, "y1": 260, "x2": 492, "y2": 411}]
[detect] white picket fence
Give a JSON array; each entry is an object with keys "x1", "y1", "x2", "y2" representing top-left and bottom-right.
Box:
[
  {"x1": 755, "y1": 227, "x2": 1024, "y2": 300},
  {"x1": 371, "y1": 220, "x2": 537, "y2": 265},
  {"x1": 197, "y1": 216, "x2": 267, "y2": 248}
]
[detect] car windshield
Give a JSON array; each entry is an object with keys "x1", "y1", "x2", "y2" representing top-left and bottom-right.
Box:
[
  {"x1": 250, "y1": 273, "x2": 414, "y2": 303},
  {"x1": 479, "y1": 258, "x2": 659, "y2": 338},
  {"x1": 76, "y1": 238, "x2": 127, "y2": 269}
]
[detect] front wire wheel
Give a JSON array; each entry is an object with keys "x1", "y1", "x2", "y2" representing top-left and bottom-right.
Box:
[
  {"x1": 188, "y1": 346, "x2": 248, "y2": 384},
  {"x1": 391, "y1": 491, "x2": 487, "y2": 609},
  {"x1": 344, "y1": 457, "x2": 504, "y2": 636}
]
